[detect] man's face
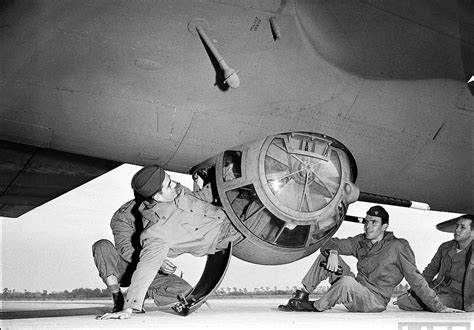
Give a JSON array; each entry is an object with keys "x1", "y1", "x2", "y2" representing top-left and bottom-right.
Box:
[
  {"x1": 363, "y1": 214, "x2": 388, "y2": 242},
  {"x1": 454, "y1": 218, "x2": 473, "y2": 243},
  {"x1": 152, "y1": 173, "x2": 181, "y2": 203}
]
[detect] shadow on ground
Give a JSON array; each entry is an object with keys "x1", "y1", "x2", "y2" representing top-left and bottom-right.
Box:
[{"x1": 0, "y1": 306, "x2": 111, "y2": 319}]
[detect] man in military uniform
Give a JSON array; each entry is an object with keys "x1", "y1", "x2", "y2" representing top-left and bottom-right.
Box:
[
  {"x1": 397, "y1": 214, "x2": 473, "y2": 312},
  {"x1": 278, "y1": 205, "x2": 463, "y2": 313},
  {"x1": 92, "y1": 196, "x2": 192, "y2": 312},
  {"x1": 98, "y1": 165, "x2": 241, "y2": 320}
]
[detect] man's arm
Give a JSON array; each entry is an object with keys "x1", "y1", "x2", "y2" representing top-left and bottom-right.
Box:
[
  {"x1": 320, "y1": 236, "x2": 359, "y2": 273},
  {"x1": 398, "y1": 241, "x2": 447, "y2": 312},
  {"x1": 321, "y1": 236, "x2": 360, "y2": 256},
  {"x1": 111, "y1": 213, "x2": 137, "y2": 263},
  {"x1": 190, "y1": 184, "x2": 214, "y2": 203},
  {"x1": 421, "y1": 245, "x2": 442, "y2": 283}
]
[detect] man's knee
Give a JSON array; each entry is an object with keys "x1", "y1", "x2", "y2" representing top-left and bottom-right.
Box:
[
  {"x1": 92, "y1": 239, "x2": 114, "y2": 256},
  {"x1": 334, "y1": 276, "x2": 357, "y2": 288},
  {"x1": 150, "y1": 275, "x2": 193, "y2": 296},
  {"x1": 301, "y1": 253, "x2": 327, "y2": 291},
  {"x1": 148, "y1": 276, "x2": 193, "y2": 306},
  {"x1": 396, "y1": 294, "x2": 413, "y2": 311},
  {"x1": 315, "y1": 253, "x2": 326, "y2": 262},
  {"x1": 164, "y1": 277, "x2": 193, "y2": 295},
  {"x1": 164, "y1": 275, "x2": 192, "y2": 294},
  {"x1": 396, "y1": 292, "x2": 424, "y2": 311}
]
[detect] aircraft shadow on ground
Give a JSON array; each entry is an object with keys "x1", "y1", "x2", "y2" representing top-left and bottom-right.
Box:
[
  {"x1": 0, "y1": 307, "x2": 111, "y2": 319},
  {"x1": 0, "y1": 304, "x2": 176, "y2": 320}
]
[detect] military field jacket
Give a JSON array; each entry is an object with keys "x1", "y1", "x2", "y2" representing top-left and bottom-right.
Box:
[
  {"x1": 322, "y1": 232, "x2": 445, "y2": 312},
  {"x1": 110, "y1": 200, "x2": 140, "y2": 264},
  {"x1": 422, "y1": 240, "x2": 473, "y2": 312},
  {"x1": 123, "y1": 185, "x2": 228, "y2": 311}
]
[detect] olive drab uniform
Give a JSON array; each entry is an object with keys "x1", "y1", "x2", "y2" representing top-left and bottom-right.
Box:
[
  {"x1": 92, "y1": 199, "x2": 192, "y2": 306},
  {"x1": 302, "y1": 232, "x2": 446, "y2": 312},
  {"x1": 397, "y1": 240, "x2": 473, "y2": 311},
  {"x1": 123, "y1": 185, "x2": 241, "y2": 311}
]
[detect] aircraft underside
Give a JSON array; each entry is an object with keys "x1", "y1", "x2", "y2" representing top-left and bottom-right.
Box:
[
  {"x1": 1, "y1": 0, "x2": 472, "y2": 218},
  {"x1": 0, "y1": 0, "x2": 473, "y2": 315}
]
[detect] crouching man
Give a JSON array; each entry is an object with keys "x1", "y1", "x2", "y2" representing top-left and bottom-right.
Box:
[
  {"x1": 98, "y1": 165, "x2": 241, "y2": 320},
  {"x1": 92, "y1": 196, "x2": 193, "y2": 312},
  {"x1": 278, "y1": 205, "x2": 463, "y2": 313}
]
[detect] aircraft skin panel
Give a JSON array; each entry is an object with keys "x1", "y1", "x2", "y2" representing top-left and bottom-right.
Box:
[
  {"x1": 0, "y1": 141, "x2": 120, "y2": 218},
  {"x1": 295, "y1": 0, "x2": 468, "y2": 80},
  {"x1": 0, "y1": 0, "x2": 473, "y2": 214}
]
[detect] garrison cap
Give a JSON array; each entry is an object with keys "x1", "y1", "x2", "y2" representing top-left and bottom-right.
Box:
[
  {"x1": 366, "y1": 205, "x2": 389, "y2": 224},
  {"x1": 131, "y1": 165, "x2": 165, "y2": 198}
]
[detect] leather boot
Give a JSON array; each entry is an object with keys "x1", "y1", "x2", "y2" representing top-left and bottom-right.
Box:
[
  {"x1": 278, "y1": 290, "x2": 309, "y2": 311},
  {"x1": 287, "y1": 299, "x2": 318, "y2": 312},
  {"x1": 111, "y1": 291, "x2": 124, "y2": 313}
]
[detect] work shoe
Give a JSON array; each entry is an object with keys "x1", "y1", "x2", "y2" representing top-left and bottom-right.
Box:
[
  {"x1": 136, "y1": 302, "x2": 146, "y2": 314},
  {"x1": 278, "y1": 290, "x2": 309, "y2": 311},
  {"x1": 287, "y1": 299, "x2": 318, "y2": 312},
  {"x1": 111, "y1": 291, "x2": 124, "y2": 313}
]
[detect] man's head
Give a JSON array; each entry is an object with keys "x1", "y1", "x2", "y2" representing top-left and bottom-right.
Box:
[
  {"x1": 131, "y1": 165, "x2": 180, "y2": 202},
  {"x1": 454, "y1": 214, "x2": 473, "y2": 244},
  {"x1": 363, "y1": 205, "x2": 389, "y2": 242}
]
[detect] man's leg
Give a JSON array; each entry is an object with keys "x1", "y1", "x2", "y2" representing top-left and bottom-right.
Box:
[
  {"x1": 279, "y1": 253, "x2": 353, "y2": 311},
  {"x1": 397, "y1": 286, "x2": 463, "y2": 311},
  {"x1": 313, "y1": 276, "x2": 386, "y2": 312},
  {"x1": 435, "y1": 286, "x2": 463, "y2": 310},
  {"x1": 301, "y1": 253, "x2": 353, "y2": 293},
  {"x1": 396, "y1": 291, "x2": 426, "y2": 311},
  {"x1": 147, "y1": 273, "x2": 193, "y2": 306},
  {"x1": 437, "y1": 293, "x2": 463, "y2": 310},
  {"x1": 92, "y1": 239, "x2": 125, "y2": 312}
]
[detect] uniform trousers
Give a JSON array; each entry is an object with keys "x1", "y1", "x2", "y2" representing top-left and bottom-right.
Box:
[
  {"x1": 92, "y1": 239, "x2": 192, "y2": 306},
  {"x1": 397, "y1": 284, "x2": 463, "y2": 311},
  {"x1": 302, "y1": 253, "x2": 386, "y2": 312}
]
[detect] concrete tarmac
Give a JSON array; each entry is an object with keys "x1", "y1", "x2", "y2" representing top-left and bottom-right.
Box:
[{"x1": 1, "y1": 298, "x2": 472, "y2": 330}]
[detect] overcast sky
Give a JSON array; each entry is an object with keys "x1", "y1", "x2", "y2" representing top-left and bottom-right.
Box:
[{"x1": 1, "y1": 164, "x2": 460, "y2": 293}]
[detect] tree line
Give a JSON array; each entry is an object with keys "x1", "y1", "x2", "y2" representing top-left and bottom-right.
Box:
[
  {"x1": 2, "y1": 287, "x2": 110, "y2": 300},
  {"x1": 2, "y1": 284, "x2": 410, "y2": 300}
]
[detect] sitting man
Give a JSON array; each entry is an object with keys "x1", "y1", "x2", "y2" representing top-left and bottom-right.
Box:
[
  {"x1": 98, "y1": 165, "x2": 241, "y2": 320},
  {"x1": 92, "y1": 195, "x2": 192, "y2": 312},
  {"x1": 278, "y1": 205, "x2": 462, "y2": 313},
  {"x1": 397, "y1": 214, "x2": 473, "y2": 312}
]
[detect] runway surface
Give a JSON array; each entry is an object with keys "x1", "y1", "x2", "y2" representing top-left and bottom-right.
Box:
[{"x1": 1, "y1": 297, "x2": 472, "y2": 330}]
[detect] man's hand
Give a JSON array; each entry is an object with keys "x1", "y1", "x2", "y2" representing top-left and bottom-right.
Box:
[
  {"x1": 439, "y1": 307, "x2": 465, "y2": 313},
  {"x1": 326, "y1": 250, "x2": 339, "y2": 273},
  {"x1": 97, "y1": 308, "x2": 133, "y2": 320},
  {"x1": 160, "y1": 259, "x2": 177, "y2": 274}
]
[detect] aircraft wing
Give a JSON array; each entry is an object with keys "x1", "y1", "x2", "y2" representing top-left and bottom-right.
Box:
[
  {"x1": 0, "y1": 141, "x2": 120, "y2": 218},
  {"x1": 0, "y1": 0, "x2": 473, "y2": 216}
]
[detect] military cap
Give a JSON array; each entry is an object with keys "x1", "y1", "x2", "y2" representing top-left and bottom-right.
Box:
[
  {"x1": 366, "y1": 205, "x2": 389, "y2": 224},
  {"x1": 131, "y1": 165, "x2": 165, "y2": 198}
]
